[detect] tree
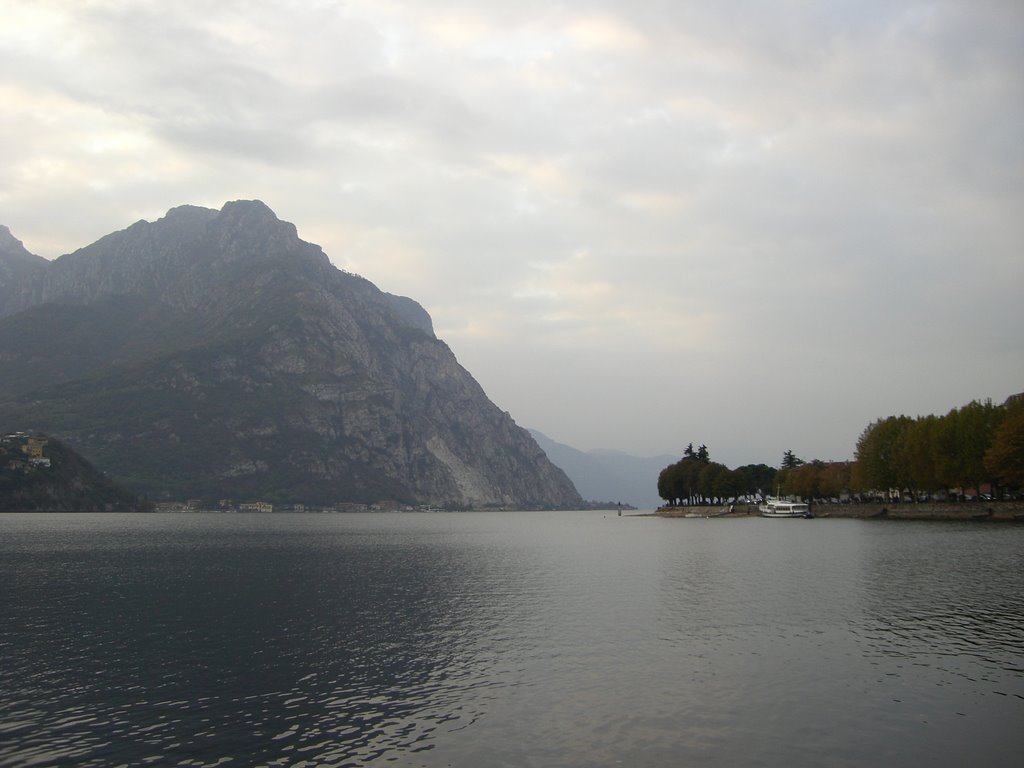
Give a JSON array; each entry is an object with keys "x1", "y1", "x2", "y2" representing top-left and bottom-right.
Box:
[
  {"x1": 901, "y1": 415, "x2": 940, "y2": 497},
  {"x1": 958, "y1": 399, "x2": 1003, "y2": 494},
  {"x1": 819, "y1": 461, "x2": 853, "y2": 499},
  {"x1": 658, "y1": 463, "x2": 681, "y2": 506},
  {"x1": 734, "y1": 464, "x2": 777, "y2": 499},
  {"x1": 782, "y1": 460, "x2": 854, "y2": 501},
  {"x1": 698, "y1": 461, "x2": 731, "y2": 502},
  {"x1": 781, "y1": 450, "x2": 804, "y2": 470},
  {"x1": 658, "y1": 443, "x2": 718, "y2": 505},
  {"x1": 711, "y1": 464, "x2": 741, "y2": 500},
  {"x1": 985, "y1": 409, "x2": 1024, "y2": 492},
  {"x1": 678, "y1": 457, "x2": 703, "y2": 504},
  {"x1": 852, "y1": 417, "x2": 909, "y2": 493},
  {"x1": 658, "y1": 457, "x2": 703, "y2": 506},
  {"x1": 935, "y1": 400, "x2": 1003, "y2": 496},
  {"x1": 885, "y1": 415, "x2": 917, "y2": 496}
]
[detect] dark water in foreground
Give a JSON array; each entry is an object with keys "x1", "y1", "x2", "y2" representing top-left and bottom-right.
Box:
[{"x1": 1, "y1": 512, "x2": 1022, "y2": 767}]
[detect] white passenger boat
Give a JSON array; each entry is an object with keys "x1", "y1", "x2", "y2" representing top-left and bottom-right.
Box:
[{"x1": 758, "y1": 498, "x2": 813, "y2": 518}]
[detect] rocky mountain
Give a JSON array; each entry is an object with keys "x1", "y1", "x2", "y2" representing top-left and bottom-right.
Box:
[
  {"x1": 529, "y1": 430, "x2": 674, "y2": 510},
  {"x1": 0, "y1": 201, "x2": 581, "y2": 508}
]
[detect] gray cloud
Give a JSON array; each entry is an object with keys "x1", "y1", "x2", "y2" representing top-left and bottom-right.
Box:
[{"x1": 2, "y1": 0, "x2": 1021, "y2": 468}]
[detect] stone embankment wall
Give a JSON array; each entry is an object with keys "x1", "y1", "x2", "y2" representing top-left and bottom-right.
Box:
[{"x1": 657, "y1": 502, "x2": 1024, "y2": 521}]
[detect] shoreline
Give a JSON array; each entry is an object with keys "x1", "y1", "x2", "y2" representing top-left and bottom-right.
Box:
[{"x1": 656, "y1": 501, "x2": 1024, "y2": 522}]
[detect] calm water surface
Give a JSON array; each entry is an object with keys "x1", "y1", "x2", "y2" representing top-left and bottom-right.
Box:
[{"x1": 1, "y1": 512, "x2": 1022, "y2": 767}]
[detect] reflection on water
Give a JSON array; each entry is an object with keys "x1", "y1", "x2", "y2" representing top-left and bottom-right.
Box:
[
  {"x1": 853, "y1": 521, "x2": 1024, "y2": 761},
  {"x1": 858, "y1": 523, "x2": 1024, "y2": 664},
  {"x1": 1, "y1": 514, "x2": 519, "y2": 766},
  {"x1": 650, "y1": 520, "x2": 1024, "y2": 767},
  {"x1": 1, "y1": 513, "x2": 1022, "y2": 767}
]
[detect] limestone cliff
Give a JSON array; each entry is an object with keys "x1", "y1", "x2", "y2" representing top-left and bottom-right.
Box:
[
  {"x1": 0, "y1": 201, "x2": 581, "y2": 508},
  {"x1": 0, "y1": 225, "x2": 48, "y2": 310}
]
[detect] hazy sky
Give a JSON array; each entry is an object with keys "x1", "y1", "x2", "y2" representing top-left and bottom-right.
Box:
[{"x1": 2, "y1": 0, "x2": 1022, "y2": 467}]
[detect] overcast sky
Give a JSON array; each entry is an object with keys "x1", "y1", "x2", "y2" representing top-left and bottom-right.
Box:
[{"x1": 2, "y1": 0, "x2": 1022, "y2": 467}]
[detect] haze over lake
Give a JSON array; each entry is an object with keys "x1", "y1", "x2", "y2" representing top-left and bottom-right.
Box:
[{"x1": 2, "y1": 512, "x2": 1022, "y2": 767}]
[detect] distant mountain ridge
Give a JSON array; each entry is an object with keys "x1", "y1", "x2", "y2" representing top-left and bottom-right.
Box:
[
  {"x1": 0, "y1": 201, "x2": 581, "y2": 508},
  {"x1": 529, "y1": 430, "x2": 674, "y2": 509}
]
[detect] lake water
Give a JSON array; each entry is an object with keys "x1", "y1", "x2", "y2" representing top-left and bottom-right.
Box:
[{"x1": 1, "y1": 512, "x2": 1022, "y2": 767}]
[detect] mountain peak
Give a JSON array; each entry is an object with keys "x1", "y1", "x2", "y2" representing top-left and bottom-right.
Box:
[
  {"x1": 161, "y1": 204, "x2": 219, "y2": 222},
  {"x1": 219, "y1": 199, "x2": 291, "y2": 233},
  {"x1": 211, "y1": 199, "x2": 304, "y2": 255},
  {"x1": 156, "y1": 200, "x2": 288, "y2": 235},
  {"x1": 156, "y1": 199, "x2": 292, "y2": 238},
  {"x1": 159, "y1": 200, "x2": 276, "y2": 222},
  {"x1": 221, "y1": 199, "x2": 276, "y2": 217},
  {"x1": 0, "y1": 225, "x2": 43, "y2": 263},
  {"x1": 1, "y1": 200, "x2": 328, "y2": 318}
]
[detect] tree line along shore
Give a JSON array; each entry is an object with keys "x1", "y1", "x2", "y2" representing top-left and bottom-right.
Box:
[
  {"x1": 657, "y1": 501, "x2": 1024, "y2": 522},
  {"x1": 657, "y1": 393, "x2": 1024, "y2": 512}
]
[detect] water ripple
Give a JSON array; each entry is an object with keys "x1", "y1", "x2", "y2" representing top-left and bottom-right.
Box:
[{"x1": 1, "y1": 513, "x2": 1022, "y2": 767}]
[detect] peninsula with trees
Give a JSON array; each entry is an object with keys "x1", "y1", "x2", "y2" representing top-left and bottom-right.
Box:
[{"x1": 657, "y1": 393, "x2": 1024, "y2": 521}]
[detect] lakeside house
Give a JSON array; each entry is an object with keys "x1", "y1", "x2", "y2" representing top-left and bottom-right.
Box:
[
  {"x1": 24, "y1": 436, "x2": 47, "y2": 459},
  {"x1": 238, "y1": 501, "x2": 274, "y2": 513},
  {"x1": 2, "y1": 433, "x2": 51, "y2": 470}
]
